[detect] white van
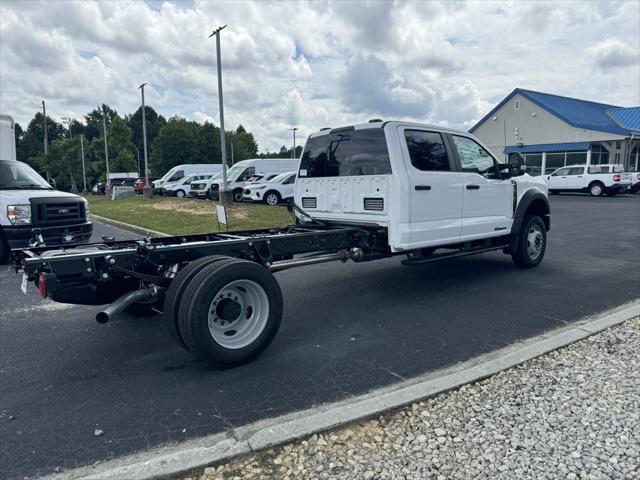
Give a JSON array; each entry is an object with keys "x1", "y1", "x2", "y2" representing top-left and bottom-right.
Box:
[
  {"x1": 164, "y1": 174, "x2": 215, "y2": 198},
  {"x1": 190, "y1": 159, "x2": 298, "y2": 201},
  {"x1": 0, "y1": 114, "x2": 92, "y2": 262},
  {"x1": 152, "y1": 164, "x2": 222, "y2": 194}
]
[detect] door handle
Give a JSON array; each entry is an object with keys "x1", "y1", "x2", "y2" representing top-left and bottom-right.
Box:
[
  {"x1": 466, "y1": 184, "x2": 480, "y2": 190},
  {"x1": 415, "y1": 185, "x2": 431, "y2": 191}
]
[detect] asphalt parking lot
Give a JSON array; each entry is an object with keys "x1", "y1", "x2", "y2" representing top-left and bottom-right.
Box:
[{"x1": 1, "y1": 194, "x2": 639, "y2": 479}]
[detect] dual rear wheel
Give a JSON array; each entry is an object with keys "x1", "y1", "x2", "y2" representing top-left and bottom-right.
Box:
[{"x1": 163, "y1": 256, "x2": 283, "y2": 366}]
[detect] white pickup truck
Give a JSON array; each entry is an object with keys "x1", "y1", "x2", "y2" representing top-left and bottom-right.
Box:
[
  {"x1": 12, "y1": 120, "x2": 549, "y2": 366},
  {"x1": 546, "y1": 164, "x2": 632, "y2": 196}
]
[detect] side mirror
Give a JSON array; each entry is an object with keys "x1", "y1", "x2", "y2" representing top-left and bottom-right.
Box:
[
  {"x1": 498, "y1": 163, "x2": 524, "y2": 178},
  {"x1": 48, "y1": 178, "x2": 57, "y2": 188}
]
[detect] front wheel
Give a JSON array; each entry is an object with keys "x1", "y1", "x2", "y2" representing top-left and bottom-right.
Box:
[
  {"x1": 0, "y1": 231, "x2": 8, "y2": 264},
  {"x1": 511, "y1": 215, "x2": 547, "y2": 268},
  {"x1": 176, "y1": 189, "x2": 186, "y2": 198},
  {"x1": 233, "y1": 189, "x2": 244, "y2": 203},
  {"x1": 177, "y1": 259, "x2": 283, "y2": 367},
  {"x1": 264, "y1": 191, "x2": 281, "y2": 206}
]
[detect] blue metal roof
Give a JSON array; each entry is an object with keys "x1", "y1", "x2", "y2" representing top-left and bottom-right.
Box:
[
  {"x1": 504, "y1": 142, "x2": 591, "y2": 154},
  {"x1": 607, "y1": 107, "x2": 640, "y2": 132},
  {"x1": 470, "y1": 88, "x2": 635, "y2": 136}
]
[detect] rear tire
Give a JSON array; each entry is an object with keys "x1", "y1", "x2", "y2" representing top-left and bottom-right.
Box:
[
  {"x1": 589, "y1": 182, "x2": 604, "y2": 197},
  {"x1": 163, "y1": 256, "x2": 234, "y2": 350},
  {"x1": 511, "y1": 215, "x2": 546, "y2": 269},
  {"x1": 177, "y1": 259, "x2": 283, "y2": 367},
  {"x1": 264, "y1": 191, "x2": 281, "y2": 206}
]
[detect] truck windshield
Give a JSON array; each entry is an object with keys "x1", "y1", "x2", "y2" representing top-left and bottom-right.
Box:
[
  {"x1": 0, "y1": 160, "x2": 52, "y2": 189},
  {"x1": 299, "y1": 128, "x2": 391, "y2": 177}
]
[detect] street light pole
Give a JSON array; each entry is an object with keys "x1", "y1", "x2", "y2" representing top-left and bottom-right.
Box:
[
  {"x1": 138, "y1": 82, "x2": 152, "y2": 199},
  {"x1": 80, "y1": 135, "x2": 87, "y2": 192},
  {"x1": 102, "y1": 107, "x2": 111, "y2": 195},
  {"x1": 42, "y1": 100, "x2": 50, "y2": 182},
  {"x1": 290, "y1": 127, "x2": 298, "y2": 159},
  {"x1": 209, "y1": 24, "x2": 232, "y2": 204}
]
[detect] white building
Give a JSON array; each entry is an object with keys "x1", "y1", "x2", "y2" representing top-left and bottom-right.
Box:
[{"x1": 470, "y1": 89, "x2": 640, "y2": 175}]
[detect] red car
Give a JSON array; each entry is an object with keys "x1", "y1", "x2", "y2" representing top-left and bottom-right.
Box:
[{"x1": 134, "y1": 177, "x2": 157, "y2": 194}]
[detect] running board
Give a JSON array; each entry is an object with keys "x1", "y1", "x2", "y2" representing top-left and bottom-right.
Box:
[{"x1": 401, "y1": 244, "x2": 509, "y2": 266}]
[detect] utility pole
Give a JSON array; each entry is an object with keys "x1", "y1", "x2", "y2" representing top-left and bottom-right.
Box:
[
  {"x1": 62, "y1": 117, "x2": 78, "y2": 193},
  {"x1": 209, "y1": 24, "x2": 232, "y2": 204},
  {"x1": 230, "y1": 140, "x2": 234, "y2": 165},
  {"x1": 290, "y1": 127, "x2": 298, "y2": 159},
  {"x1": 102, "y1": 106, "x2": 111, "y2": 195},
  {"x1": 80, "y1": 135, "x2": 87, "y2": 192},
  {"x1": 138, "y1": 83, "x2": 152, "y2": 199},
  {"x1": 42, "y1": 100, "x2": 50, "y2": 182}
]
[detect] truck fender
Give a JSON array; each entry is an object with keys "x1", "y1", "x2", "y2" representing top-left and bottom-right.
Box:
[{"x1": 510, "y1": 190, "x2": 550, "y2": 237}]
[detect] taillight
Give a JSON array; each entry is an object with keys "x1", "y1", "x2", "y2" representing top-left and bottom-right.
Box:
[
  {"x1": 613, "y1": 174, "x2": 620, "y2": 182},
  {"x1": 38, "y1": 272, "x2": 47, "y2": 298}
]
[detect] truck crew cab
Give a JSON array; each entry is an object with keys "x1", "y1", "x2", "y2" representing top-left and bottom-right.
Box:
[
  {"x1": 12, "y1": 121, "x2": 549, "y2": 367},
  {"x1": 0, "y1": 114, "x2": 92, "y2": 263}
]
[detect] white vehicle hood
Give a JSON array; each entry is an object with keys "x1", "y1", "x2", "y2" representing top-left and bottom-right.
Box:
[{"x1": 1, "y1": 189, "x2": 84, "y2": 203}]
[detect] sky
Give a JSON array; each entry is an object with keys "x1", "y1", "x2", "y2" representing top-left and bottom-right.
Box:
[{"x1": 1, "y1": 0, "x2": 638, "y2": 152}]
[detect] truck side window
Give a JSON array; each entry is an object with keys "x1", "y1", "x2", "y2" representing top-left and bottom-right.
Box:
[
  {"x1": 568, "y1": 167, "x2": 584, "y2": 175},
  {"x1": 452, "y1": 136, "x2": 499, "y2": 179},
  {"x1": 552, "y1": 167, "x2": 570, "y2": 176},
  {"x1": 404, "y1": 130, "x2": 450, "y2": 171}
]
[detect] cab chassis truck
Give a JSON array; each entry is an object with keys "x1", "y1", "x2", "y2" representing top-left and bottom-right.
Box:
[{"x1": 11, "y1": 121, "x2": 550, "y2": 367}]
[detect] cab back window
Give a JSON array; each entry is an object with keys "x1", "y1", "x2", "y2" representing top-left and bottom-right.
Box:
[{"x1": 299, "y1": 129, "x2": 391, "y2": 177}]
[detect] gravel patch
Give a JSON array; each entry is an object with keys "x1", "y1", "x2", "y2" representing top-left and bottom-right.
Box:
[{"x1": 186, "y1": 317, "x2": 639, "y2": 480}]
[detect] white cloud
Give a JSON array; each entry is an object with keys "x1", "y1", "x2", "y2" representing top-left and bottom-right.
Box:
[
  {"x1": 587, "y1": 38, "x2": 638, "y2": 69},
  {"x1": 0, "y1": 0, "x2": 638, "y2": 152}
]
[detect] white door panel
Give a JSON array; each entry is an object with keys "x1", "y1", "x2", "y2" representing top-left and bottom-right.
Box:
[
  {"x1": 460, "y1": 174, "x2": 513, "y2": 239},
  {"x1": 399, "y1": 127, "x2": 463, "y2": 248}
]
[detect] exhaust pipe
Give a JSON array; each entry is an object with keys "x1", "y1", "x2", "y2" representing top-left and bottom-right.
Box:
[{"x1": 95, "y1": 287, "x2": 159, "y2": 324}]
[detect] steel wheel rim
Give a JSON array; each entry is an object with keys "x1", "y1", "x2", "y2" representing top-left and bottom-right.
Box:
[
  {"x1": 526, "y1": 224, "x2": 544, "y2": 260},
  {"x1": 207, "y1": 279, "x2": 270, "y2": 349},
  {"x1": 591, "y1": 184, "x2": 602, "y2": 196},
  {"x1": 266, "y1": 193, "x2": 278, "y2": 206}
]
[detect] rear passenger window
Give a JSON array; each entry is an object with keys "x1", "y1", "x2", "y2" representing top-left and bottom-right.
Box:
[
  {"x1": 568, "y1": 167, "x2": 584, "y2": 175},
  {"x1": 404, "y1": 130, "x2": 450, "y2": 171}
]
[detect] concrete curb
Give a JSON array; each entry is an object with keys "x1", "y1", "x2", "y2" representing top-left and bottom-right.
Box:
[
  {"x1": 90, "y1": 214, "x2": 169, "y2": 238},
  {"x1": 41, "y1": 300, "x2": 640, "y2": 480}
]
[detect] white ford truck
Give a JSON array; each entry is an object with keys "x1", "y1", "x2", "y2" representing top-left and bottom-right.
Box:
[
  {"x1": 12, "y1": 121, "x2": 549, "y2": 367},
  {"x1": 0, "y1": 114, "x2": 92, "y2": 263},
  {"x1": 546, "y1": 164, "x2": 632, "y2": 196}
]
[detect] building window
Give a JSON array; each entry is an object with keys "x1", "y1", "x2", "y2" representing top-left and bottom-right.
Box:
[
  {"x1": 591, "y1": 145, "x2": 610, "y2": 165},
  {"x1": 545, "y1": 153, "x2": 565, "y2": 174},
  {"x1": 616, "y1": 142, "x2": 621, "y2": 149},
  {"x1": 514, "y1": 100, "x2": 520, "y2": 111},
  {"x1": 614, "y1": 153, "x2": 620, "y2": 163},
  {"x1": 566, "y1": 152, "x2": 587, "y2": 165}
]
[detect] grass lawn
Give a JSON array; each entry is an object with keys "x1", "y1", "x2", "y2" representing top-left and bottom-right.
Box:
[{"x1": 85, "y1": 194, "x2": 292, "y2": 235}]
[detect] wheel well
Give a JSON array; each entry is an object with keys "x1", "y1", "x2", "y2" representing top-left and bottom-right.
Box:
[
  {"x1": 589, "y1": 180, "x2": 604, "y2": 187},
  {"x1": 525, "y1": 198, "x2": 550, "y2": 231},
  {"x1": 265, "y1": 190, "x2": 280, "y2": 198}
]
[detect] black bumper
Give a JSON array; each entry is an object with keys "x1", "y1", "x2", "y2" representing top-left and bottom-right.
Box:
[{"x1": 4, "y1": 221, "x2": 93, "y2": 249}]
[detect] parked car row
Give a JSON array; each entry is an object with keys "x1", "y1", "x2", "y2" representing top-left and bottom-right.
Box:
[{"x1": 546, "y1": 164, "x2": 637, "y2": 196}]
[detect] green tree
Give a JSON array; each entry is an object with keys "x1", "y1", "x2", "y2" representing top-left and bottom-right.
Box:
[
  {"x1": 228, "y1": 126, "x2": 258, "y2": 162},
  {"x1": 149, "y1": 116, "x2": 202, "y2": 174},
  {"x1": 15, "y1": 112, "x2": 65, "y2": 172},
  {"x1": 126, "y1": 106, "x2": 166, "y2": 156},
  {"x1": 84, "y1": 104, "x2": 118, "y2": 142}
]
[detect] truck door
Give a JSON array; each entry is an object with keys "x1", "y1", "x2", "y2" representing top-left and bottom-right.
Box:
[
  {"x1": 449, "y1": 135, "x2": 513, "y2": 240},
  {"x1": 548, "y1": 167, "x2": 571, "y2": 190},
  {"x1": 400, "y1": 128, "x2": 463, "y2": 247},
  {"x1": 565, "y1": 166, "x2": 585, "y2": 189}
]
